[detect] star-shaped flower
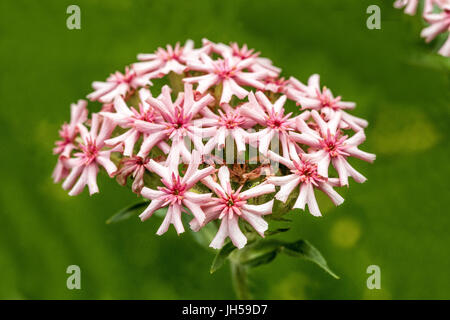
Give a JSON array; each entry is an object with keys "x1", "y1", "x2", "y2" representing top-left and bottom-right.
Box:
[
  {"x1": 184, "y1": 53, "x2": 266, "y2": 104},
  {"x1": 87, "y1": 67, "x2": 151, "y2": 104},
  {"x1": 267, "y1": 146, "x2": 344, "y2": 217},
  {"x1": 62, "y1": 114, "x2": 119, "y2": 196},
  {"x1": 100, "y1": 89, "x2": 170, "y2": 156},
  {"x1": 191, "y1": 166, "x2": 275, "y2": 249},
  {"x1": 139, "y1": 150, "x2": 215, "y2": 235},
  {"x1": 134, "y1": 83, "x2": 215, "y2": 161},
  {"x1": 52, "y1": 100, "x2": 88, "y2": 183},
  {"x1": 290, "y1": 111, "x2": 376, "y2": 186},
  {"x1": 287, "y1": 74, "x2": 367, "y2": 131}
]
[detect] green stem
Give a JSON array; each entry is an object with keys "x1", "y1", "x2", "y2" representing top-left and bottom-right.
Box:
[{"x1": 230, "y1": 261, "x2": 251, "y2": 300}]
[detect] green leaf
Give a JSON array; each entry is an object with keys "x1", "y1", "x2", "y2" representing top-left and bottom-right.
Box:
[
  {"x1": 236, "y1": 238, "x2": 339, "y2": 279},
  {"x1": 265, "y1": 227, "x2": 290, "y2": 236},
  {"x1": 268, "y1": 215, "x2": 292, "y2": 222},
  {"x1": 210, "y1": 241, "x2": 237, "y2": 274},
  {"x1": 280, "y1": 240, "x2": 339, "y2": 279},
  {"x1": 238, "y1": 239, "x2": 281, "y2": 268},
  {"x1": 106, "y1": 201, "x2": 148, "y2": 224}
]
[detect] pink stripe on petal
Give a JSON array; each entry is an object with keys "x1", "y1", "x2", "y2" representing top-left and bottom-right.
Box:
[
  {"x1": 62, "y1": 165, "x2": 84, "y2": 190},
  {"x1": 345, "y1": 130, "x2": 366, "y2": 146},
  {"x1": 293, "y1": 183, "x2": 308, "y2": 210},
  {"x1": 344, "y1": 160, "x2": 367, "y2": 183},
  {"x1": 267, "y1": 150, "x2": 295, "y2": 170},
  {"x1": 306, "y1": 183, "x2": 321, "y2": 217},
  {"x1": 68, "y1": 169, "x2": 88, "y2": 196},
  {"x1": 210, "y1": 218, "x2": 229, "y2": 249},
  {"x1": 97, "y1": 155, "x2": 117, "y2": 177},
  {"x1": 311, "y1": 110, "x2": 328, "y2": 136},
  {"x1": 146, "y1": 159, "x2": 171, "y2": 183},
  {"x1": 240, "y1": 183, "x2": 275, "y2": 200},
  {"x1": 156, "y1": 205, "x2": 173, "y2": 235},
  {"x1": 275, "y1": 176, "x2": 301, "y2": 203},
  {"x1": 332, "y1": 156, "x2": 349, "y2": 187},
  {"x1": 290, "y1": 132, "x2": 321, "y2": 148},
  {"x1": 113, "y1": 96, "x2": 133, "y2": 116},
  {"x1": 171, "y1": 204, "x2": 185, "y2": 235},
  {"x1": 346, "y1": 146, "x2": 376, "y2": 163},
  {"x1": 201, "y1": 176, "x2": 225, "y2": 196},
  {"x1": 137, "y1": 131, "x2": 168, "y2": 158},
  {"x1": 228, "y1": 216, "x2": 247, "y2": 249},
  {"x1": 141, "y1": 187, "x2": 164, "y2": 200},
  {"x1": 318, "y1": 182, "x2": 344, "y2": 206},
  {"x1": 241, "y1": 210, "x2": 268, "y2": 237},
  {"x1": 183, "y1": 199, "x2": 206, "y2": 225},
  {"x1": 139, "y1": 199, "x2": 165, "y2": 221},
  {"x1": 242, "y1": 200, "x2": 274, "y2": 216},
  {"x1": 86, "y1": 164, "x2": 99, "y2": 195},
  {"x1": 218, "y1": 166, "x2": 231, "y2": 192}
]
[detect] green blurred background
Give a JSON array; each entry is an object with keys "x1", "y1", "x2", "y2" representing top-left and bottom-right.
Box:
[{"x1": 1, "y1": 0, "x2": 449, "y2": 299}]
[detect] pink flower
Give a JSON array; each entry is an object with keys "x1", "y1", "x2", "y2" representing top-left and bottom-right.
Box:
[
  {"x1": 52, "y1": 100, "x2": 88, "y2": 183},
  {"x1": 87, "y1": 67, "x2": 151, "y2": 104},
  {"x1": 287, "y1": 74, "x2": 368, "y2": 131},
  {"x1": 100, "y1": 89, "x2": 170, "y2": 156},
  {"x1": 53, "y1": 40, "x2": 376, "y2": 251},
  {"x1": 394, "y1": 0, "x2": 420, "y2": 15},
  {"x1": 139, "y1": 150, "x2": 215, "y2": 235},
  {"x1": 191, "y1": 166, "x2": 275, "y2": 249},
  {"x1": 263, "y1": 77, "x2": 289, "y2": 93},
  {"x1": 240, "y1": 91, "x2": 309, "y2": 158},
  {"x1": 290, "y1": 111, "x2": 376, "y2": 186},
  {"x1": 199, "y1": 105, "x2": 250, "y2": 155},
  {"x1": 267, "y1": 148, "x2": 344, "y2": 217},
  {"x1": 204, "y1": 39, "x2": 281, "y2": 78},
  {"x1": 133, "y1": 40, "x2": 210, "y2": 78},
  {"x1": 62, "y1": 114, "x2": 118, "y2": 196},
  {"x1": 184, "y1": 53, "x2": 266, "y2": 104},
  {"x1": 421, "y1": 3, "x2": 450, "y2": 57},
  {"x1": 134, "y1": 83, "x2": 215, "y2": 160},
  {"x1": 115, "y1": 156, "x2": 151, "y2": 194}
]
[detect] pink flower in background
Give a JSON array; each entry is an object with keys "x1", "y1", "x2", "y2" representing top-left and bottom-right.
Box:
[
  {"x1": 133, "y1": 40, "x2": 210, "y2": 78},
  {"x1": 100, "y1": 89, "x2": 170, "y2": 156},
  {"x1": 139, "y1": 151, "x2": 215, "y2": 235},
  {"x1": 184, "y1": 53, "x2": 266, "y2": 104},
  {"x1": 62, "y1": 114, "x2": 118, "y2": 196},
  {"x1": 87, "y1": 67, "x2": 151, "y2": 104},
  {"x1": 240, "y1": 91, "x2": 309, "y2": 158},
  {"x1": 287, "y1": 74, "x2": 367, "y2": 131},
  {"x1": 395, "y1": 0, "x2": 450, "y2": 57},
  {"x1": 191, "y1": 166, "x2": 275, "y2": 249},
  {"x1": 134, "y1": 83, "x2": 215, "y2": 160},
  {"x1": 394, "y1": 0, "x2": 420, "y2": 15},
  {"x1": 52, "y1": 100, "x2": 88, "y2": 183},
  {"x1": 290, "y1": 111, "x2": 376, "y2": 186},
  {"x1": 421, "y1": 2, "x2": 450, "y2": 57},
  {"x1": 267, "y1": 149, "x2": 344, "y2": 217}
]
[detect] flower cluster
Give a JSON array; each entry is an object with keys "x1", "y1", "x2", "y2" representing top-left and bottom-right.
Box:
[
  {"x1": 394, "y1": 0, "x2": 450, "y2": 57},
  {"x1": 53, "y1": 39, "x2": 375, "y2": 249}
]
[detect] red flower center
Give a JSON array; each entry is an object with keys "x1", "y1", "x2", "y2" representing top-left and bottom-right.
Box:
[{"x1": 79, "y1": 138, "x2": 99, "y2": 165}]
